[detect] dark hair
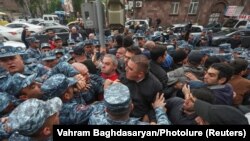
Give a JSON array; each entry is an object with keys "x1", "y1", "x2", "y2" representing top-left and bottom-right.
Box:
[
  {"x1": 192, "y1": 87, "x2": 215, "y2": 104},
  {"x1": 126, "y1": 46, "x2": 142, "y2": 55},
  {"x1": 115, "y1": 35, "x2": 124, "y2": 47},
  {"x1": 150, "y1": 46, "x2": 167, "y2": 61},
  {"x1": 123, "y1": 36, "x2": 134, "y2": 48},
  {"x1": 230, "y1": 58, "x2": 248, "y2": 75},
  {"x1": 171, "y1": 49, "x2": 188, "y2": 64},
  {"x1": 210, "y1": 63, "x2": 234, "y2": 84},
  {"x1": 204, "y1": 56, "x2": 221, "y2": 70},
  {"x1": 130, "y1": 55, "x2": 149, "y2": 74}
]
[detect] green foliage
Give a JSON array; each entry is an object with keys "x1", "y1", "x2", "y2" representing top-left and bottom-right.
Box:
[{"x1": 47, "y1": 0, "x2": 62, "y2": 14}]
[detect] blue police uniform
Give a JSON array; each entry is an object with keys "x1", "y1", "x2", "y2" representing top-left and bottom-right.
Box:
[
  {"x1": 41, "y1": 74, "x2": 95, "y2": 124},
  {"x1": 89, "y1": 83, "x2": 171, "y2": 125},
  {"x1": 6, "y1": 97, "x2": 62, "y2": 139}
]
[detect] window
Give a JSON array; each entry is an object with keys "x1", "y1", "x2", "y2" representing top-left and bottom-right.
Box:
[
  {"x1": 235, "y1": 21, "x2": 247, "y2": 28},
  {"x1": 170, "y1": 2, "x2": 180, "y2": 14},
  {"x1": 208, "y1": 13, "x2": 220, "y2": 24},
  {"x1": 188, "y1": 0, "x2": 199, "y2": 14}
]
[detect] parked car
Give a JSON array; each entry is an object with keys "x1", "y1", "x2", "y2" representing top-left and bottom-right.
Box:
[
  {"x1": 0, "y1": 26, "x2": 23, "y2": 41},
  {"x1": 125, "y1": 19, "x2": 149, "y2": 31},
  {"x1": 171, "y1": 24, "x2": 204, "y2": 36},
  {"x1": 204, "y1": 22, "x2": 222, "y2": 33},
  {"x1": 43, "y1": 14, "x2": 60, "y2": 23},
  {"x1": 37, "y1": 21, "x2": 61, "y2": 27},
  {"x1": 33, "y1": 26, "x2": 70, "y2": 46},
  {"x1": 212, "y1": 29, "x2": 250, "y2": 47},
  {"x1": 5, "y1": 22, "x2": 43, "y2": 33}
]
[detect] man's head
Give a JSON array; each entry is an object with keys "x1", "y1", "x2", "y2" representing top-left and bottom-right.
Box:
[
  {"x1": 187, "y1": 51, "x2": 204, "y2": 67},
  {"x1": 0, "y1": 46, "x2": 25, "y2": 74},
  {"x1": 7, "y1": 97, "x2": 62, "y2": 137},
  {"x1": 53, "y1": 36, "x2": 63, "y2": 48},
  {"x1": 84, "y1": 39, "x2": 93, "y2": 54},
  {"x1": 26, "y1": 37, "x2": 40, "y2": 48},
  {"x1": 230, "y1": 58, "x2": 248, "y2": 76},
  {"x1": 88, "y1": 33, "x2": 95, "y2": 40},
  {"x1": 41, "y1": 51, "x2": 58, "y2": 68},
  {"x1": 124, "y1": 46, "x2": 142, "y2": 66},
  {"x1": 40, "y1": 43, "x2": 51, "y2": 53},
  {"x1": 6, "y1": 73, "x2": 43, "y2": 100},
  {"x1": 101, "y1": 54, "x2": 118, "y2": 76},
  {"x1": 194, "y1": 99, "x2": 249, "y2": 125},
  {"x1": 144, "y1": 41, "x2": 156, "y2": 50},
  {"x1": 204, "y1": 63, "x2": 234, "y2": 85},
  {"x1": 47, "y1": 29, "x2": 55, "y2": 38},
  {"x1": 116, "y1": 47, "x2": 126, "y2": 59},
  {"x1": 104, "y1": 83, "x2": 132, "y2": 117},
  {"x1": 41, "y1": 74, "x2": 77, "y2": 101},
  {"x1": 125, "y1": 55, "x2": 149, "y2": 81},
  {"x1": 150, "y1": 46, "x2": 167, "y2": 64},
  {"x1": 183, "y1": 87, "x2": 215, "y2": 112}
]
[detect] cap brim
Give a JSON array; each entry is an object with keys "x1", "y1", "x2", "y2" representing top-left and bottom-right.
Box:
[
  {"x1": 0, "y1": 53, "x2": 18, "y2": 58},
  {"x1": 22, "y1": 73, "x2": 37, "y2": 88},
  {"x1": 42, "y1": 57, "x2": 56, "y2": 61},
  {"x1": 46, "y1": 97, "x2": 62, "y2": 117}
]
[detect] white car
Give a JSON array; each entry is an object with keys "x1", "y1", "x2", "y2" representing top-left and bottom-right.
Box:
[
  {"x1": 5, "y1": 22, "x2": 43, "y2": 33},
  {"x1": 171, "y1": 24, "x2": 204, "y2": 36},
  {"x1": 0, "y1": 26, "x2": 23, "y2": 41},
  {"x1": 125, "y1": 19, "x2": 149, "y2": 30},
  {"x1": 37, "y1": 21, "x2": 61, "y2": 27}
]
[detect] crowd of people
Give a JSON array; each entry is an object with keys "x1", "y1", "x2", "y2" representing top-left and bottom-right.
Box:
[{"x1": 0, "y1": 23, "x2": 250, "y2": 140}]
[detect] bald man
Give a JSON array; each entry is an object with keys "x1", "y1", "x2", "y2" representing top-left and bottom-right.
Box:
[
  {"x1": 144, "y1": 41, "x2": 156, "y2": 51},
  {"x1": 72, "y1": 63, "x2": 113, "y2": 103}
]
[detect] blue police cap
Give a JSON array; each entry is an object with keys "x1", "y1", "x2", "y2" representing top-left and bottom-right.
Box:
[
  {"x1": 0, "y1": 46, "x2": 18, "y2": 58},
  {"x1": 211, "y1": 53, "x2": 233, "y2": 62},
  {"x1": 41, "y1": 51, "x2": 56, "y2": 61},
  {"x1": 59, "y1": 54, "x2": 73, "y2": 63},
  {"x1": 54, "y1": 49, "x2": 64, "y2": 54},
  {"x1": 219, "y1": 43, "x2": 231, "y2": 50},
  {"x1": 134, "y1": 33, "x2": 145, "y2": 39},
  {"x1": 6, "y1": 73, "x2": 37, "y2": 96},
  {"x1": 41, "y1": 74, "x2": 77, "y2": 99},
  {"x1": 104, "y1": 83, "x2": 131, "y2": 114},
  {"x1": 0, "y1": 92, "x2": 11, "y2": 112},
  {"x1": 67, "y1": 39, "x2": 75, "y2": 45},
  {"x1": 93, "y1": 40, "x2": 100, "y2": 46},
  {"x1": 26, "y1": 37, "x2": 39, "y2": 44},
  {"x1": 84, "y1": 39, "x2": 93, "y2": 45},
  {"x1": 7, "y1": 97, "x2": 62, "y2": 136},
  {"x1": 40, "y1": 43, "x2": 51, "y2": 49},
  {"x1": 73, "y1": 44, "x2": 85, "y2": 55}
]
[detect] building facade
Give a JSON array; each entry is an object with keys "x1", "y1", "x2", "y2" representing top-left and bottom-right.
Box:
[{"x1": 128, "y1": 0, "x2": 250, "y2": 26}]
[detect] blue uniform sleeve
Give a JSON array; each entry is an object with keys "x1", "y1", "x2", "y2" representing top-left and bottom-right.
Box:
[
  {"x1": 60, "y1": 102, "x2": 94, "y2": 125},
  {"x1": 47, "y1": 62, "x2": 79, "y2": 77},
  {"x1": 155, "y1": 107, "x2": 171, "y2": 125}
]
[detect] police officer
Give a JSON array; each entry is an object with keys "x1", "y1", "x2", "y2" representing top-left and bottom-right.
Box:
[
  {"x1": 40, "y1": 43, "x2": 51, "y2": 53},
  {"x1": 41, "y1": 51, "x2": 58, "y2": 68},
  {"x1": 41, "y1": 74, "x2": 93, "y2": 125},
  {"x1": 89, "y1": 83, "x2": 171, "y2": 125},
  {"x1": 5, "y1": 97, "x2": 62, "y2": 141},
  {"x1": 4, "y1": 73, "x2": 43, "y2": 101},
  {"x1": 25, "y1": 37, "x2": 41, "y2": 60}
]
